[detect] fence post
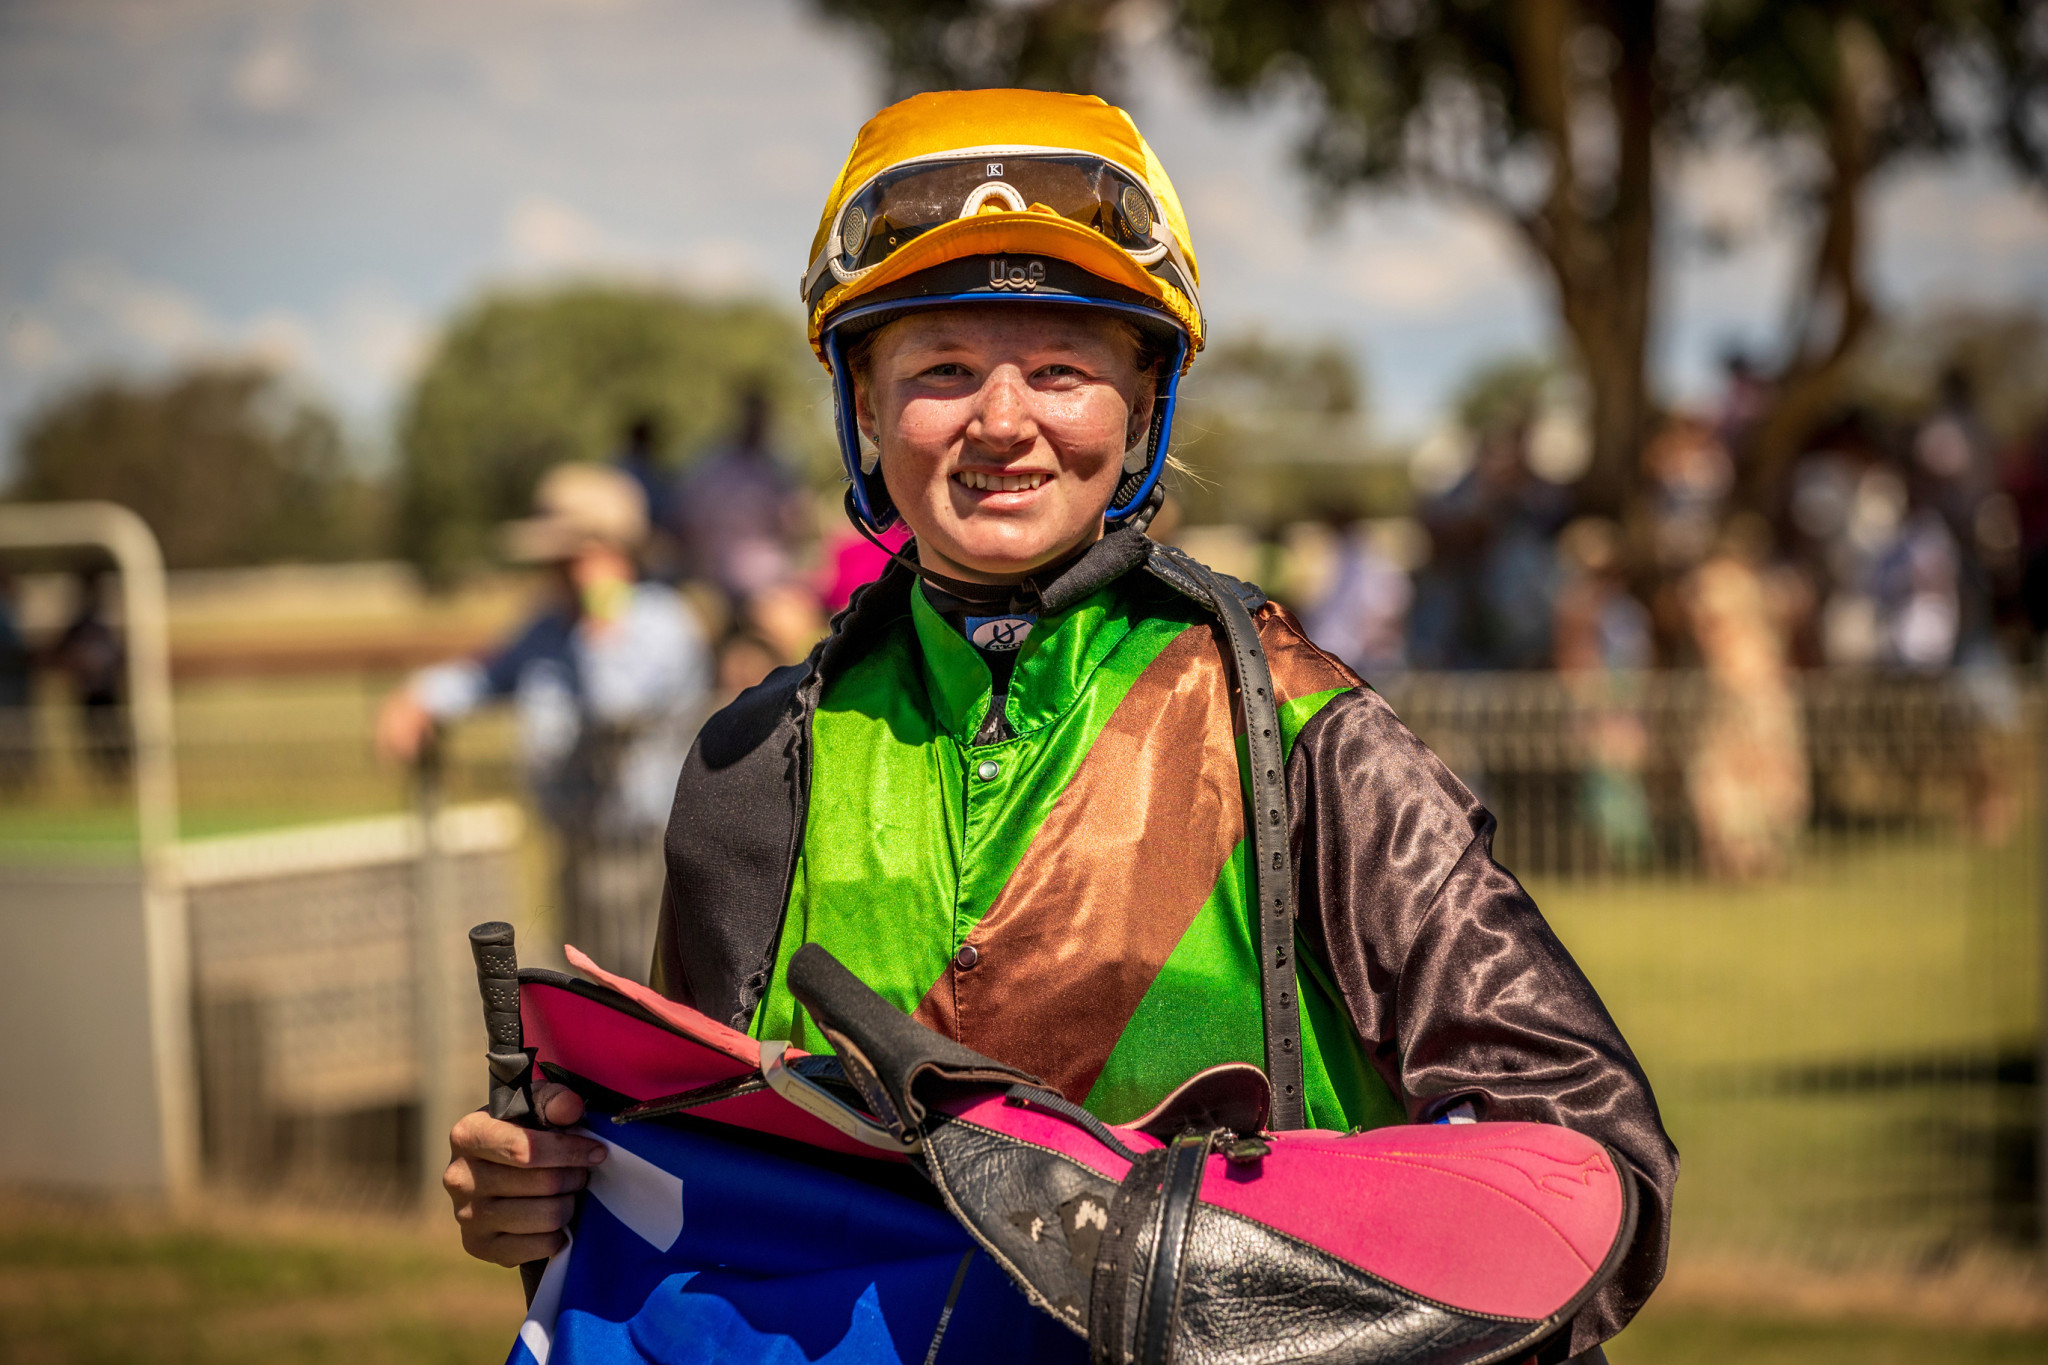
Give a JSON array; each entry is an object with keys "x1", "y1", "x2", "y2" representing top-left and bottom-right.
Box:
[
  {"x1": 0, "y1": 502, "x2": 195, "y2": 1205},
  {"x1": 414, "y1": 732, "x2": 454, "y2": 1213},
  {"x1": 2039, "y1": 686, "x2": 2048, "y2": 1258}
]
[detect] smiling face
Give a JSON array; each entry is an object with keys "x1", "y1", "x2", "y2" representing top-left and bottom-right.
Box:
[{"x1": 851, "y1": 306, "x2": 1156, "y2": 583}]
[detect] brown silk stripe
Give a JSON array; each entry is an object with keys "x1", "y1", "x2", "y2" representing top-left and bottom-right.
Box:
[
  {"x1": 913, "y1": 622, "x2": 1244, "y2": 1101},
  {"x1": 1255, "y1": 601, "x2": 1363, "y2": 703}
]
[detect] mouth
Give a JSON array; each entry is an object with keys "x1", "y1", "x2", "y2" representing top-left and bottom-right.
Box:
[{"x1": 952, "y1": 469, "x2": 1049, "y2": 494}]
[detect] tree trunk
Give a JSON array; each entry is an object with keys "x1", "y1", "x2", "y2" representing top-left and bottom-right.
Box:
[
  {"x1": 1511, "y1": 0, "x2": 1659, "y2": 518},
  {"x1": 1742, "y1": 16, "x2": 1879, "y2": 510}
]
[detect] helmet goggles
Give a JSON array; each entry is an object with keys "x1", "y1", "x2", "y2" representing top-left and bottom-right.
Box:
[{"x1": 803, "y1": 149, "x2": 1201, "y2": 323}]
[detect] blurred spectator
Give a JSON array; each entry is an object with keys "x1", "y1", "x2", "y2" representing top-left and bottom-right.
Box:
[
  {"x1": 48, "y1": 569, "x2": 129, "y2": 784},
  {"x1": 377, "y1": 462, "x2": 711, "y2": 980},
  {"x1": 1554, "y1": 518, "x2": 1654, "y2": 675},
  {"x1": 1910, "y1": 367, "x2": 2002, "y2": 666},
  {"x1": 611, "y1": 414, "x2": 684, "y2": 580},
  {"x1": 613, "y1": 414, "x2": 671, "y2": 535},
  {"x1": 715, "y1": 632, "x2": 783, "y2": 703},
  {"x1": 818, "y1": 517, "x2": 912, "y2": 616},
  {"x1": 1683, "y1": 518, "x2": 1809, "y2": 880},
  {"x1": 1302, "y1": 515, "x2": 1411, "y2": 681},
  {"x1": 1554, "y1": 518, "x2": 1653, "y2": 866},
  {"x1": 673, "y1": 384, "x2": 810, "y2": 603},
  {"x1": 0, "y1": 569, "x2": 33, "y2": 791},
  {"x1": 1713, "y1": 349, "x2": 1772, "y2": 461},
  {"x1": 1640, "y1": 413, "x2": 1734, "y2": 575},
  {"x1": 1410, "y1": 423, "x2": 1570, "y2": 669},
  {"x1": 2008, "y1": 415, "x2": 2048, "y2": 639}
]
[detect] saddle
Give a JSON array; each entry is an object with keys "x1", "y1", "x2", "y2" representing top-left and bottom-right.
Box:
[{"x1": 478, "y1": 929, "x2": 1636, "y2": 1365}]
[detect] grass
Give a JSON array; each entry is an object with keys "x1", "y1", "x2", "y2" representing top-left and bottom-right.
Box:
[
  {"x1": 0, "y1": 676, "x2": 522, "y2": 857},
  {"x1": 1608, "y1": 1308, "x2": 2047, "y2": 1364},
  {"x1": 1529, "y1": 832, "x2": 2042, "y2": 1263},
  {"x1": 0, "y1": 1199, "x2": 521, "y2": 1365},
  {"x1": 0, "y1": 1196, "x2": 2039, "y2": 1365}
]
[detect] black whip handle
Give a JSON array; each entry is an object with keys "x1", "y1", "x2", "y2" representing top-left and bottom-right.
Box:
[
  {"x1": 469, "y1": 921, "x2": 540, "y2": 1124},
  {"x1": 468, "y1": 921, "x2": 549, "y2": 1307}
]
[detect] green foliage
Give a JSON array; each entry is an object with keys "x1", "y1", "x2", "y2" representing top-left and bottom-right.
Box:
[
  {"x1": 1454, "y1": 354, "x2": 1561, "y2": 437},
  {"x1": 6, "y1": 365, "x2": 379, "y2": 570},
  {"x1": 1848, "y1": 306, "x2": 2048, "y2": 441},
  {"x1": 1697, "y1": 1, "x2": 2047, "y2": 180},
  {"x1": 396, "y1": 284, "x2": 829, "y2": 580},
  {"x1": 1168, "y1": 332, "x2": 1404, "y2": 526}
]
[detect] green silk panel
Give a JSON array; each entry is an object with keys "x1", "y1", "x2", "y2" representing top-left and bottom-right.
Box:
[
  {"x1": 752, "y1": 580, "x2": 1200, "y2": 1053},
  {"x1": 1082, "y1": 684, "x2": 1405, "y2": 1131},
  {"x1": 753, "y1": 580, "x2": 1403, "y2": 1134}
]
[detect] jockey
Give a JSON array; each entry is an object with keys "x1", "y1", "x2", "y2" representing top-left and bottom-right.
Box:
[{"x1": 445, "y1": 88, "x2": 1677, "y2": 1361}]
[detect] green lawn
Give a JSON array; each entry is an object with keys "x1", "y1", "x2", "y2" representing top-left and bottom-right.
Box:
[
  {"x1": 1608, "y1": 1305, "x2": 2047, "y2": 1364},
  {"x1": 1, "y1": 1198, "x2": 2038, "y2": 1365},
  {"x1": 0, "y1": 1202, "x2": 521, "y2": 1365},
  {"x1": 0, "y1": 677, "x2": 521, "y2": 857},
  {"x1": 1532, "y1": 834, "x2": 2041, "y2": 1263}
]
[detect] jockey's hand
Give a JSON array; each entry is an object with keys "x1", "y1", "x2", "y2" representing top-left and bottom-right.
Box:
[{"x1": 444, "y1": 1084, "x2": 606, "y2": 1266}]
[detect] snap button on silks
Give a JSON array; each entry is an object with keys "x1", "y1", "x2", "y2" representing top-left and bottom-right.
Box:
[
  {"x1": 976, "y1": 759, "x2": 1001, "y2": 781},
  {"x1": 954, "y1": 943, "x2": 980, "y2": 970}
]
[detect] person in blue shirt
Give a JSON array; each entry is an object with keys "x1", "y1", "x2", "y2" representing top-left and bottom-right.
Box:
[{"x1": 378, "y1": 462, "x2": 711, "y2": 978}]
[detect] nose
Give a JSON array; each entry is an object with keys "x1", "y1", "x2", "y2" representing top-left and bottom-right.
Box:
[{"x1": 967, "y1": 366, "x2": 1035, "y2": 455}]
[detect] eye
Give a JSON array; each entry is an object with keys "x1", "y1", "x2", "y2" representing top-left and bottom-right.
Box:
[
  {"x1": 918, "y1": 361, "x2": 973, "y2": 380},
  {"x1": 1035, "y1": 362, "x2": 1086, "y2": 381}
]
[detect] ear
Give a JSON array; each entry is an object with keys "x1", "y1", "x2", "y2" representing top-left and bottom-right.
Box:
[
  {"x1": 1125, "y1": 382, "x2": 1157, "y2": 453},
  {"x1": 851, "y1": 374, "x2": 880, "y2": 446}
]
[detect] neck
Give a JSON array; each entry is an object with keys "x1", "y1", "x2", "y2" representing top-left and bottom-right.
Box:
[{"x1": 912, "y1": 523, "x2": 1105, "y2": 586}]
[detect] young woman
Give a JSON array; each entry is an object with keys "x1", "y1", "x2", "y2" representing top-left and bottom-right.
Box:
[{"x1": 445, "y1": 89, "x2": 1677, "y2": 1361}]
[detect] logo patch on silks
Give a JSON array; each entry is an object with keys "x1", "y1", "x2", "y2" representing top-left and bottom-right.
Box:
[
  {"x1": 504, "y1": 1113, "x2": 1082, "y2": 1365},
  {"x1": 965, "y1": 615, "x2": 1035, "y2": 652}
]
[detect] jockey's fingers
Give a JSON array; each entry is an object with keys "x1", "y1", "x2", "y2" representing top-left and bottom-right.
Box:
[
  {"x1": 456, "y1": 1160, "x2": 591, "y2": 1199},
  {"x1": 451, "y1": 1109, "x2": 606, "y2": 1169},
  {"x1": 464, "y1": 1228, "x2": 568, "y2": 1268},
  {"x1": 536, "y1": 1082, "x2": 585, "y2": 1128},
  {"x1": 464, "y1": 1192, "x2": 579, "y2": 1237}
]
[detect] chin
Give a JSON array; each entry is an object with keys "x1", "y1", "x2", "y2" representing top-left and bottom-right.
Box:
[{"x1": 939, "y1": 523, "x2": 1091, "y2": 578}]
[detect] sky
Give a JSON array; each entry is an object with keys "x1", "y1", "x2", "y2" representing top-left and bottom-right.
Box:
[{"x1": 2, "y1": 0, "x2": 2045, "y2": 470}]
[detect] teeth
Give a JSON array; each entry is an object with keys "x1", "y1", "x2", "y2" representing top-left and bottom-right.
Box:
[{"x1": 955, "y1": 470, "x2": 1047, "y2": 492}]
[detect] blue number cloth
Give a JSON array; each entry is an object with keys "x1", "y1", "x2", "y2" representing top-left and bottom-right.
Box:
[{"x1": 504, "y1": 1112, "x2": 1087, "y2": 1365}]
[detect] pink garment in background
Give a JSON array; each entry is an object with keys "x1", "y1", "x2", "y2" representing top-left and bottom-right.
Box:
[{"x1": 819, "y1": 523, "x2": 911, "y2": 614}]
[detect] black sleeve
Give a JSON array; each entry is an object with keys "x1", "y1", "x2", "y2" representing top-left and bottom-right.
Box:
[{"x1": 1288, "y1": 687, "x2": 1678, "y2": 1356}]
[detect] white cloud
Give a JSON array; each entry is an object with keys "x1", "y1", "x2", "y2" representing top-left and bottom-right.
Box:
[
  {"x1": 1672, "y1": 147, "x2": 1777, "y2": 245},
  {"x1": 1341, "y1": 215, "x2": 1524, "y2": 316},
  {"x1": 330, "y1": 286, "x2": 429, "y2": 392},
  {"x1": 505, "y1": 194, "x2": 616, "y2": 269},
  {"x1": 228, "y1": 35, "x2": 315, "y2": 114},
  {"x1": 2, "y1": 259, "x2": 430, "y2": 427},
  {"x1": 56, "y1": 260, "x2": 215, "y2": 352},
  {"x1": 498, "y1": 195, "x2": 776, "y2": 296},
  {"x1": 4, "y1": 316, "x2": 67, "y2": 372}
]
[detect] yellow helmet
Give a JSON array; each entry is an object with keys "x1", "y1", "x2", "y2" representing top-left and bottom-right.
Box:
[{"x1": 804, "y1": 89, "x2": 1205, "y2": 531}]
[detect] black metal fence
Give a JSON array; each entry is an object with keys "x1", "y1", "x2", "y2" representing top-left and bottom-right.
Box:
[{"x1": 1381, "y1": 669, "x2": 2041, "y2": 1266}]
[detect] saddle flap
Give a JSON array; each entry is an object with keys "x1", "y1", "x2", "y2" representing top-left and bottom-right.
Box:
[{"x1": 1126, "y1": 1063, "x2": 1271, "y2": 1141}]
